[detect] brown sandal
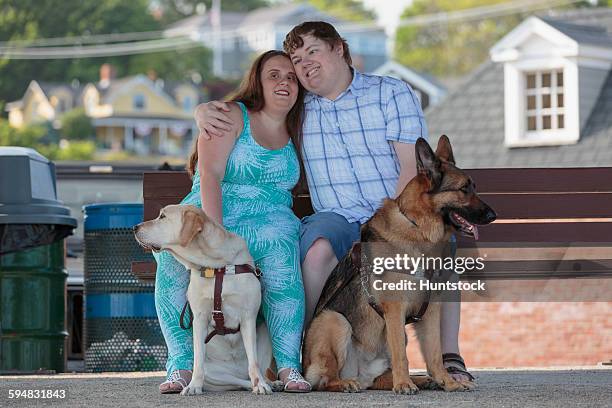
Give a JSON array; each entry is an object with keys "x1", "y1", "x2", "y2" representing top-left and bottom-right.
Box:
[{"x1": 443, "y1": 353, "x2": 475, "y2": 382}]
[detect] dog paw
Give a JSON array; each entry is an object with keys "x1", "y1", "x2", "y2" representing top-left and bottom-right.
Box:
[
  {"x1": 458, "y1": 379, "x2": 476, "y2": 391},
  {"x1": 412, "y1": 375, "x2": 437, "y2": 390},
  {"x1": 270, "y1": 380, "x2": 284, "y2": 392},
  {"x1": 393, "y1": 381, "x2": 419, "y2": 395},
  {"x1": 441, "y1": 378, "x2": 472, "y2": 392},
  {"x1": 252, "y1": 379, "x2": 273, "y2": 395},
  {"x1": 180, "y1": 383, "x2": 204, "y2": 396},
  {"x1": 341, "y1": 379, "x2": 362, "y2": 393}
]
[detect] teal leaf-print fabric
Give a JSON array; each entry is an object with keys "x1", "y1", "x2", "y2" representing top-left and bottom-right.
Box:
[{"x1": 154, "y1": 101, "x2": 305, "y2": 375}]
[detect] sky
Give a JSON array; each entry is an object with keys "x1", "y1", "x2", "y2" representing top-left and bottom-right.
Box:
[{"x1": 362, "y1": 0, "x2": 414, "y2": 34}]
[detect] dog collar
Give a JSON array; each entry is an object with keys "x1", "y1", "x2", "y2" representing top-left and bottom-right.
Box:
[{"x1": 199, "y1": 264, "x2": 261, "y2": 279}]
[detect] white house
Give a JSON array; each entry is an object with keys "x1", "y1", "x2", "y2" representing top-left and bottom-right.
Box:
[
  {"x1": 373, "y1": 60, "x2": 447, "y2": 111},
  {"x1": 426, "y1": 8, "x2": 612, "y2": 168},
  {"x1": 165, "y1": 3, "x2": 388, "y2": 78}
]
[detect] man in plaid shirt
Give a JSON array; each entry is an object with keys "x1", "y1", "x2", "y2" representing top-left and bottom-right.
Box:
[{"x1": 195, "y1": 21, "x2": 473, "y2": 387}]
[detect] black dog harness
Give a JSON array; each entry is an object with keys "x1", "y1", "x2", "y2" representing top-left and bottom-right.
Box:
[
  {"x1": 353, "y1": 243, "x2": 431, "y2": 324},
  {"x1": 180, "y1": 264, "x2": 261, "y2": 343}
]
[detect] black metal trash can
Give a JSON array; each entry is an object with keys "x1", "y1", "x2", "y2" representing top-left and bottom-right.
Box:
[
  {"x1": 83, "y1": 203, "x2": 166, "y2": 372},
  {"x1": 0, "y1": 147, "x2": 77, "y2": 374}
]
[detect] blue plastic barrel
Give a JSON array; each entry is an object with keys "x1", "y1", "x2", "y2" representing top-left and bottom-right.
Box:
[
  {"x1": 84, "y1": 203, "x2": 144, "y2": 231},
  {"x1": 83, "y1": 203, "x2": 165, "y2": 372}
]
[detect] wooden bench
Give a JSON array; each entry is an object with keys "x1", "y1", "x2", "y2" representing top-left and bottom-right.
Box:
[{"x1": 132, "y1": 168, "x2": 612, "y2": 290}]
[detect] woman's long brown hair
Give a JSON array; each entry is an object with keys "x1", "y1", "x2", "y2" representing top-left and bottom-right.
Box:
[{"x1": 187, "y1": 50, "x2": 306, "y2": 192}]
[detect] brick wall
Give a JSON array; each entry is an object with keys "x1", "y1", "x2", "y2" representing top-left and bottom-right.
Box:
[{"x1": 406, "y1": 302, "x2": 612, "y2": 368}]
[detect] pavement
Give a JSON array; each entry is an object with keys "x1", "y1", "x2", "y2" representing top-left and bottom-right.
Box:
[{"x1": 1, "y1": 367, "x2": 611, "y2": 408}]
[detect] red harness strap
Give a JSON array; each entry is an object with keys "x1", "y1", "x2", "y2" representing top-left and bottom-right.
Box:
[{"x1": 202, "y1": 264, "x2": 260, "y2": 344}]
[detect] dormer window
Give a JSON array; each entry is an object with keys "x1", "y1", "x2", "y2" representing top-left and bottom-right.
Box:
[
  {"x1": 57, "y1": 98, "x2": 67, "y2": 114},
  {"x1": 182, "y1": 96, "x2": 193, "y2": 112},
  {"x1": 133, "y1": 94, "x2": 146, "y2": 110},
  {"x1": 499, "y1": 61, "x2": 577, "y2": 148},
  {"x1": 525, "y1": 70, "x2": 565, "y2": 133},
  {"x1": 487, "y1": 16, "x2": 611, "y2": 148}
]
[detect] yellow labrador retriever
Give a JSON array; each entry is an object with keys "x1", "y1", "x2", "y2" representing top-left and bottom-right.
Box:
[{"x1": 134, "y1": 204, "x2": 273, "y2": 395}]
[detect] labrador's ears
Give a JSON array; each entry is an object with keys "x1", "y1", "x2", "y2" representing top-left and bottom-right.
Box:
[{"x1": 179, "y1": 209, "x2": 205, "y2": 247}]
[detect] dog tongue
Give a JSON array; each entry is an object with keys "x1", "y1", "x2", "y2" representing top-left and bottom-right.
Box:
[{"x1": 473, "y1": 225, "x2": 479, "y2": 240}]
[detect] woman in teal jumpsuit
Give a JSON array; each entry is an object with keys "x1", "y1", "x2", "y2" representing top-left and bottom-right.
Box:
[{"x1": 155, "y1": 51, "x2": 310, "y2": 393}]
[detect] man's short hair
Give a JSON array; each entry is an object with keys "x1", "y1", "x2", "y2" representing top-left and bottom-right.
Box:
[{"x1": 283, "y1": 21, "x2": 352, "y2": 66}]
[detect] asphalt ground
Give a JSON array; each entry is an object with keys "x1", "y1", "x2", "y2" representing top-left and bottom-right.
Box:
[{"x1": 1, "y1": 367, "x2": 611, "y2": 408}]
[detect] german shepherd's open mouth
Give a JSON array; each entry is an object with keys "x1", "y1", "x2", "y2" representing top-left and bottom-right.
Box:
[
  {"x1": 447, "y1": 211, "x2": 479, "y2": 239},
  {"x1": 444, "y1": 209, "x2": 492, "y2": 240}
]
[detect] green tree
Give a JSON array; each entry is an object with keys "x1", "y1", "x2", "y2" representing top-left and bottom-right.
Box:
[
  {"x1": 0, "y1": 0, "x2": 161, "y2": 107},
  {"x1": 152, "y1": 0, "x2": 270, "y2": 25},
  {"x1": 53, "y1": 141, "x2": 96, "y2": 160},
  {"x1": 127, "y1": 47, "x2": 212, "y2": 81},
  {"x1": 307, "y1": 0, "x2": 376, "y2": 21},
  {"x1": 394, "y1": 1, "x2": 594, "y2": 78},
  {"x1": 0, "y1": 0, "x2": 212, "y2": 110},
  {"x1": 0, "y1": 119, "x2": 95, "y2": 160},
  {"x1": 60, "y1": 108, "x2": 94, "y2": 141},
  {"x1": 394, "y1": 0, "x2": 524, "y2": 78},
  {"x1": 0, "y1": 119, "x2": 46, "y2": 147}
]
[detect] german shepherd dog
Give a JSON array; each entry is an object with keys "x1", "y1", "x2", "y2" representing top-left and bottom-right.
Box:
[{"x1": 303, "y1": 136, "x2": 496, "y2": 394}]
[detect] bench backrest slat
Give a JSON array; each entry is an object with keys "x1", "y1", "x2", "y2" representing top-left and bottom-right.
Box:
[
  {"x1": 468, "y1": 168, "x2": 612, "y2": 193},
  {"x1": 136, "y1": 168, "x2": 612, "y2": 280},
  {"x1": 142, "y1": 169, "x2": 612, "y2": 243}
]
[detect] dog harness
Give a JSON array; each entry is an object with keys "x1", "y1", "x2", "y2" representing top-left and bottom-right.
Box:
[
  {"x1": 179, "y1": 264, "x2": 261, "y2": 344},
  {"x1": 353, "y1": 243, "x2": 431, "y2": 324}
]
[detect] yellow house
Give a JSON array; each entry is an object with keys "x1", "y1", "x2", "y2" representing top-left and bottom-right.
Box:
[
  {"x1": 6, "y1": 66, "x2": 205, "y2": 157},
  {"x1": 6, "y1": 80, "x2": 81, "y2": 128},
  {"x1": 83, "y1": 74, "x2": 202, "y2": 155}
]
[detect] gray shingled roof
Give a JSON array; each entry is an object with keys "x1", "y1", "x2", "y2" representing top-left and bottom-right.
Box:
[
  {"x1": 38, "y1": 82, "x2": 84, "y2": 106},
  {"x1": 426, "y1": 10, "x2": 612, "y2": 169},
  {"x1": 540, "y1": 7, "x2": 612, "y2": 31},
  {"x1": 540, "y1": 18, "x2": 612, "y2": 48}
]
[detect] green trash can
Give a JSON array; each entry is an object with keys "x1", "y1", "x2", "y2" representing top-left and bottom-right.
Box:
[{"x1": 0, "y1": 147, "x2": 77, "y2": 374}]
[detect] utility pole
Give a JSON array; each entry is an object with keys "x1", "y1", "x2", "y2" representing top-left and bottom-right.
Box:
[{"x1": 211, "y1": 0, "x2": 222, "y2": 77}]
